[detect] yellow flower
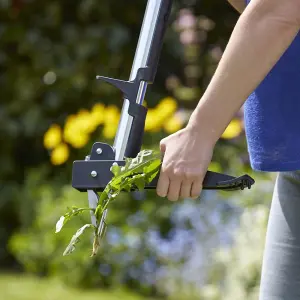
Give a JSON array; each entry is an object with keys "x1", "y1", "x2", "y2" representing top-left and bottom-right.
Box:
[
  {"x1": 43, "y1": 124, "x2": 62, "y2": 150},
  {"x1": 164, "y1": 114, "x2": 183, "y2": 133},
  {"x1": 76, "y1": 109, "x2": 97, "y2": 134},
  {"x1": 104, "y1": 105, "x2": 120, "y2": 125},
  {"x1": 90, "y1": 103, "x2": 105, "y2": 126},
  {"x1": 63, "y1": 126, "x2": 75, "y2": 144},
  {"x1": 103, "y1": 123, "x2": 118, "y2": 139},
  {"x1": 154, "y1": 97, "x2": 178, "y2": 128},
  {"x1": 65, "y1": 114, "x2": 77, "y2": 127},
  {"x1": 63, "y1": 110, "x2": 97, "y2": 147},
  {"x1": 156, "y1": 96, "x2": 178, "y2": 116},
  {"x1": 50, "y1": 143, "x2": 70, "y2": 165},
  {"x1": 221, "y1": 119, "x2": 243, "y2": 139},
  {"x1": 63, "y1": 115, "x2": 80, "y2": 144},
  {"x1": 91, "y1": 103, "x2": 105, "y2": 115},
  {"x1": 145, "y1": 109, "x2": 162, "y2": 132},
  {"x1": 69, "y1": 132, "x2": 90, "y2": 149}
]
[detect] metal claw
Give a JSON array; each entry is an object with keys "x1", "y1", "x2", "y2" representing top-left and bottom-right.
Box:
[
  {"x1": 85, "y1": 155, "x2": 100, "y2": 227},
  {"x1": 87, "y1": 190, "x2": 99, "y2": 227}
]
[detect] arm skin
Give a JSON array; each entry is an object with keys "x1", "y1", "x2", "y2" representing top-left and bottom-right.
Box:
[
  {"x1": 188, "y1": 0, "x2": 300, "y2": 144},
  {"x1": 227, "y1": 0, "x2": 246, "y2": 13},
  {"x1": 157, "y1": 0, "x2": 300, "y2": 201}
]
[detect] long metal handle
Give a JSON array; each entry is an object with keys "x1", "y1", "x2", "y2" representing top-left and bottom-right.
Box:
[
  {"x1": 113, "y1": 0, "x2": 172, "y2": 161},
  {"x1": 98, "y1": 0, "x2": 173, "y2": 234}
]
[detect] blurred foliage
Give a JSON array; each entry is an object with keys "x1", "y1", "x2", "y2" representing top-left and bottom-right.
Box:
[
  {"x1": 154, "y1": 178, "x2": 273, "y2": 300},
  {"x1": 0, "y1": 274, "x2": 153, "y2": 300},
  {"x1": 0, "y1": 0, "x2": 272, "y2": 299},
  {"x1": 207, "y1": 204, "x2": 268, "y2": 300},
  {"x1": 8, "y1": 168, "x2": 175, "y2": 297},
  {"x1": 203, "y1": 177, "x2": 274, "y2": 300},
  {"x1": 9, "y1": 168, "x2": 271, "y2": 299}
]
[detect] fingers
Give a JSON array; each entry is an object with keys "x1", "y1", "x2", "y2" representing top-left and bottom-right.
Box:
[
  {"x1": 157, "y1": 137, "x2": 205, "y2": 201},
  {"x1": 157, "y1": 170, "x2": 203, "y2": 201},
  {"x1": 191, "y1": 180, "x2": 203, "y2": 199},
  {"x1": 167, "y1": 179, "x2": 181, "y2": 201},
  {"x1": 156, "y1": 172, "x2": 169, "y2": 198},
  {"x1": 180, "y1": 181, "x2": 193, "y2": 199},
  {"x1": 160, "y1": 139, "x2": 167, "y2": 153}
]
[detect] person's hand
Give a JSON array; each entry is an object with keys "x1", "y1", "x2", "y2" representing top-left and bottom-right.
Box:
[{"x1": 156, "y1": 126, "x2": 216, "y2": 201}]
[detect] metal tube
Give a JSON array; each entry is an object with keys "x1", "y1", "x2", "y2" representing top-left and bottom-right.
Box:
[{"x1": 113, "y1": 0, "x2": 163, "y2": 161}]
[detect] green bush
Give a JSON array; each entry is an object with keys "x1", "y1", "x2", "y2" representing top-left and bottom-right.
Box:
[
  {"x1": 8, "y1": 168, "x2": 176, "y2": 297},
  {"x1": 201, "y1": 178, "x2": 274, "y2": 300},
  {"x1": 0, "y1": 274, "x2": 152, "y2": 300}
]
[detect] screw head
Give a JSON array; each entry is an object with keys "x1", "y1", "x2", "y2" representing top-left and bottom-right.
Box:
[
  {"x1": 91, "y1": 171, "x2": 97, "y2": 177},
  {"x1": 96, "y1": 148, "x2": 102, "y2": 155}
]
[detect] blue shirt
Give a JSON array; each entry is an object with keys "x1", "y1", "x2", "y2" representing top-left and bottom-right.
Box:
[{"x1": 243, "y1": 1, "x2": 300, "y2": 172}]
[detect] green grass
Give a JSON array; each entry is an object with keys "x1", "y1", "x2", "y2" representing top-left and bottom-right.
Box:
[{"x1": 0, "y1": 273, "x2": 152, "y2": 300}]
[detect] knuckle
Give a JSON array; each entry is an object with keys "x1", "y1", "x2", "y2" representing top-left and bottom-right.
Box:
[
  {"x1": 160, "y1": 138, "x2": 166, "y2": 145},
  {"x1": 195, "y1": 169, "x2": 206, "y2": 180},
  {"x1": 183, "y1": 171, "x2": 196, "y2": 181},
  {"x1": 160, "y1": 162, "x2": 168, "y2": 171},
  {"x1": 161, "y1": 164, "x2": 171, "y2": 175},
  {"x1": 161, "y1": 164, "x2": 206, "y2": 181},
  {"x1": 161, "y1": 165, "x2": 178, "y2": 178},
  {"x1": 160, "y1": 137, "x2": 169, "y2": 147},
  {"x1": 173, "y1": 169, "x2": 184, "y2": 178},
  {"x1": 184, "y1": 168, "x2": 205, "y2": 181}
]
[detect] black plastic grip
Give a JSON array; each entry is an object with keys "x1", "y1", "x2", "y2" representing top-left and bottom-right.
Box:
[{"x1": 125, "y1": 104, "x2": 148, "y2": 158}]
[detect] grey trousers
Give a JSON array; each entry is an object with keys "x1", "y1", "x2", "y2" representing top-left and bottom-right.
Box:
[{"x1": 260, "y1": 171, "x2": 300, "y2": 299}]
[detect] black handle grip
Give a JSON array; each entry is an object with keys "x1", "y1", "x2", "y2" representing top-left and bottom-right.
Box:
[
  {"x1": 125, "y1": 104, "x2": 148, "y2": 158},
  {"x1": 147, "y1": 171, "x2": 255, "y2": 191},
  {"x1": 72, "y1": 159, "x2": 255, "y2": 193}
]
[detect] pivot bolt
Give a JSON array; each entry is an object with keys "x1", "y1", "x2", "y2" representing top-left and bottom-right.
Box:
[
  {"x1": 96, "y1": 148, "x2": 102, "y2": 155},
  {"x1": 91, "y1": 171, "x2": 97, "y2": 177}
]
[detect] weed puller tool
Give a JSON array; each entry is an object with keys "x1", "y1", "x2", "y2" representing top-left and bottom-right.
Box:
[{"x1": 71, "y1": 0, "x2": 255, "y2": 239}]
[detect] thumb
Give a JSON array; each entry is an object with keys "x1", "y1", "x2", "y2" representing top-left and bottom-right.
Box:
[{"x1": 160, "y1": 139, "x2": 167, "y2": 153}]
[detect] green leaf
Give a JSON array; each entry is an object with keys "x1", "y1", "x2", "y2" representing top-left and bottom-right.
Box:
[
  {"x1": 63, "y1": 224, "x2": 95, "y2": 256},
  {"x1": 55, "y1": 207, "x2": 94, "y2": 233},
  {"x1": 95, "y1": 149, "x2": 161, "y2": 212},
  {"x1": 110, "y1": 163, "x2": 121, "y2": 177},
  {"x1": 55, "y1": 216, "x2": 66, "y2": 233},
  {"x1": 58, "y1": 149, "x2": 162, "y2": 257},
  {"x1": 133, "y1": 174, "x2": 146, "y2": 190},
  {"x1": 91, "y1": 221, "x2": 107, "y2": 257}
]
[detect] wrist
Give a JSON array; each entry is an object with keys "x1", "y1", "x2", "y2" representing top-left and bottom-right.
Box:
[{"x1": 186, "y1": 111, "x2": 220, "y2": 146}]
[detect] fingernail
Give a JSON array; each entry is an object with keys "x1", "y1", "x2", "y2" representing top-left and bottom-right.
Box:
[{"x1": 157, "y1": 192, "x2": 166, "y2": 198}]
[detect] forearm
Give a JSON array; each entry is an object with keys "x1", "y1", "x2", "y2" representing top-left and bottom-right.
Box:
[
  {"x1": 227, "y1": 0, "x2": 246, "y2": 13},
  {"x1": 189, "y1": 0, "x2": 300, "y2": 143}
]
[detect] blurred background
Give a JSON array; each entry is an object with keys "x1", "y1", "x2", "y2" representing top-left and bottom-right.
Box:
[{"x1": 0, "y1": 0, "x2": 275, "y2": 299}]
